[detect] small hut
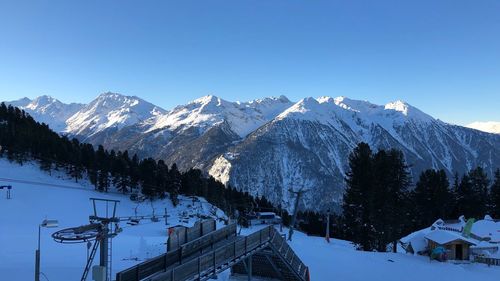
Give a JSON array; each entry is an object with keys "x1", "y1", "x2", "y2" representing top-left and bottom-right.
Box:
[{"x1": 425, "y1": 230, "x2": 476, "y2": 260}]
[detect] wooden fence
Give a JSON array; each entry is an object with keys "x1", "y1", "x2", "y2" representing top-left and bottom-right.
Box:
[{"x1": 474, "y1": 256, "x2": 500, "y2": 266}]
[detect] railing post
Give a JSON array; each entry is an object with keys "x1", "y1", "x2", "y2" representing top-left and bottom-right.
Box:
[
  {"x1": 244, "y1": 236, "x2": 248, "y2": 254},
  {"x1": 233, "y1": 241, "x2": 236, "y2": 258},
  {"x1": 198, "y1": 257, "x2": 201, "y2": 280},
  {"x1": 213, "y1": 250, "x2": 216, "y2": 275}
]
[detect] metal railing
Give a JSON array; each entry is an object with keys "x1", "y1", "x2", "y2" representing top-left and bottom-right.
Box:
[
  {"x1": 116, "y1": 224, "x2": 309, "y2": 281},
  {"x1": 116, "y1": 223, "x2": 237, "y2": 281}
]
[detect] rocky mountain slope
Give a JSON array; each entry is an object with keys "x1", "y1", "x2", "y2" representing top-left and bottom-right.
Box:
[{"x1": 4, "y1": 93, "x2": 500, "y2": 211}]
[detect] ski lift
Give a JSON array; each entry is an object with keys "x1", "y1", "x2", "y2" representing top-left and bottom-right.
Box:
[
  {"x1": 127, "y1": 219, "x2": 140, "y2": 226},
  {"x1": 115, "y1": 223, "x2": 123, "y2": 233},
  {"x1": 130, "y1": 193, "x2": 146, "y2": 202}
]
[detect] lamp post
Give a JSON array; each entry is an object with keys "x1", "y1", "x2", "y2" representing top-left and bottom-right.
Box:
[{"x1": 35, "y1": 219, "x2": 58, "y2": 281}]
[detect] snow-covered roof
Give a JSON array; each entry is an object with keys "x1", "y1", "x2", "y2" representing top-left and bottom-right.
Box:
[
  {"x1": 256, "y1": 212, "x2": 277, "y2": 216},
  {"x1": 425, "y1": 230, "x2": 477, "y2": 245},
  {"x1": 471, "y1": 216, "x2": 500, "y2": 243}
]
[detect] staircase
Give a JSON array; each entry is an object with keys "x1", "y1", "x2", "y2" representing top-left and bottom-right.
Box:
[{"x1": 232, "y1": 228, "x2": 309, "y2": 281}]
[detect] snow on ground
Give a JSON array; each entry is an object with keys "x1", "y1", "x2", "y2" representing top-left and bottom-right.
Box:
[
  {"x1": 1, "y1": 158, "x2": 500, "y2": 281},
  {"x1": 0, "y1": 158, "x2": 225, "y2": 281},
  {"x1": 237, "y1": 225, "x2": 500, "y2": 281}
]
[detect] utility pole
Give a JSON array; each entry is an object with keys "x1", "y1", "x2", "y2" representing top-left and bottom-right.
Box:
[
  {"x1": 325, "y1": 209, "x2": 330, "y2": 243},
  {"x1": 288, "y1": 188, "x2": 308, "y2": 241}
]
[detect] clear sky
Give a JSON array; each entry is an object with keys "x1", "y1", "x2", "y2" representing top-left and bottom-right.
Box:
[{"x1": 1, "y1": 0, "x2": 499, "y2": 125}]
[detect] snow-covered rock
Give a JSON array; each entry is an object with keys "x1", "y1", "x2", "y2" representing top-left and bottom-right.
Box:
[
  {"x1": 64, "y1": 92, "x2": 166, "y2": 140},
  {"x1": 467, "y1": 121, "x2": 500, "y2": 134},
  {"x1": 6, "y1": 95, "x2": 84, "y2": 132}
]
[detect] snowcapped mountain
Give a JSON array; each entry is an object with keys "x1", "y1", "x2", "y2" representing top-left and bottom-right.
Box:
[
  {"x1": 208, "y1": 97, "x2": 500, "y2": 211},
  {"x1": 6, "y1": 95, "x2": 84, "y2": 131},
  {"x1": 64, "y1": 92, "x2": 166, "y2": 142},
  {"x1": 146, "y1": 94, "x2": 293, "y2": 137},
  {"x1": 5, "y1": 93, "x2": 500, "y2": 211},
  {"x1": 467, "y1": 121, "x2": 500, "y2": 134}
]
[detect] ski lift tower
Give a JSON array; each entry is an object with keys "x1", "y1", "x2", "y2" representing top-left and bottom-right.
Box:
[
  {"x1": 52, "y1": 198, "x2": 121, "y2": 281},
  {"x1": 88, "y1": 198, "x2": 120, "y2": 281}
]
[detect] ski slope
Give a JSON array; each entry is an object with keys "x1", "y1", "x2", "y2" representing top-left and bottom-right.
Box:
[
  {"x1": 1, "y1": 158, "x2": 499, "y2": 281},
  {"x1": 0, "y1": 158, "x2": 226, "y2": 281}
]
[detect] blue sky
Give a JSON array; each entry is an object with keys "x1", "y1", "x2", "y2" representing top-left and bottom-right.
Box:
[{"x1": 0, "y1": 0, "x2": 499, "y2": 125}]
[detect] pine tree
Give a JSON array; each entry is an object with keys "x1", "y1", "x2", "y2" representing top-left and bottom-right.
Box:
[
  {"x1": 168, "y1": 163, "x2": 181, "y2": 206},
  {"x1": 371, "y1": 149, "x2": 411, "y2": 252},
  {"x1": 490, "y1": 169, "x2": 500, "y2": 218},
  {"x1": 412, "y1": 169, "x2": 452, "y2": 228},
  {"x1": 455, "y1": 174, "x2": 475, "y2": 218},
  {"x1": 468, "y1": 167, "x2": 489, "y2": 218},
  {"x1": 342, "y1": 142, "x2": 376, "y2": 251}
]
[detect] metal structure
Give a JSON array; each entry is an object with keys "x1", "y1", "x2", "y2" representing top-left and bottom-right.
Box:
[
  {"x1": 52, "y1": 198, "x2": 168, "y2": 281},
  {"x1": 0, "y1": 185, "x2": 12, "y2": 199},
  {"x1": 288, "y1": 188, "x2": 309, "y2": 241},
  {"x1": 116, "y1": 223, "x2": 310, "y2": 281},
  {"x1": 35, "y1": 219, "x2": 59, "y2": 281}
]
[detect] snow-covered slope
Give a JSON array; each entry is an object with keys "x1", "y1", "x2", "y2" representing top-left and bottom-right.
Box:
[
  {"x1": 0, "y1": 158, "x2": 226, "y2": 281},
  {"x1": 467, "y1": 121, "x2": 500, "y2": 134},
  {"x1": 6, "y1": 96, "x2": 84, "y2": 132},
  {"x1": 264, "y1": 226, "x2": 500, "y2": 281},
  {"x1": 2, "y1": 157, "x2": 498, "y2": 281},
  {"x1": 64, "y1": 92, "x2": 166, "y2": 140}
]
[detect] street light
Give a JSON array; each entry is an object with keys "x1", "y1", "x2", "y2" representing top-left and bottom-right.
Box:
[{"x1": 35, "y1": 219, "x2": 58, "y2": 281}]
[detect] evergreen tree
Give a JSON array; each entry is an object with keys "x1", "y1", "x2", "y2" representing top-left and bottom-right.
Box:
[
  {"x1": 489, "y1": 169, "x2": 500, "y2": 218},
  {"x1": 371, "y1": 149, "x2": 411, "y2": 252},
  {"x1": 468, "y1": 167, "x2": 490, "y2": 218},
  {"x1": 455, "y1": 174, "x2": 475, "y2": 218},
  {"x1": 342, "y1": 142, "x2": 376, "y2": 250},
  {"x1": 168, "y1": 163, "x2": 181, "y2": 206},
  {"x1": 412, "y1": 169, "x2": 452, "y2": 228}
]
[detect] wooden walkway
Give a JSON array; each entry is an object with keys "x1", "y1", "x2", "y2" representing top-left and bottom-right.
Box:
[{"x1": 116, "y1": 223, "x2": 309, "y2": 281}]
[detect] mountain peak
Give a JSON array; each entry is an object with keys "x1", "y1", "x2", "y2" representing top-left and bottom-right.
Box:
[
  {"x1": 192, "y1": 95, "x2": 222, "y2": 105},
  {"x1": 385, "y1": 100, "x2": 410, "y2": 115},
  {"x1": 65, "y1": 93, "x2": 165, "y2": 137}
]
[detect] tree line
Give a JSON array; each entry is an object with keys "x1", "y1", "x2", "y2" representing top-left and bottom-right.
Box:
[{"x1": 298, "y1": 143, "x2": 500, "y2": 252}]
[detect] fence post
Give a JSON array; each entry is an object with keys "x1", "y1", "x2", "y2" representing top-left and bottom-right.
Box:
[
  {"x1": 198, "y1": 257, "x2": 201, "y2": 279},
  {"x1": 213, "y1": 250, "x2": 216, "y2": 275},
  {"x1": 244, "y1": 236, "x2": 248, "y2": 254}
]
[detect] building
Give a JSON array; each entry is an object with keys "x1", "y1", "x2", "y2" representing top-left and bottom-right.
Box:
[
  {"x1": 424, "y1": 230, "x2": 476, "y2": 260},
  {"x1": 400, "y1": 215, "x2": 500, "y2": 263},
  {"x1": 248, "y1": 212, "x2": 282, "y2": 226}
]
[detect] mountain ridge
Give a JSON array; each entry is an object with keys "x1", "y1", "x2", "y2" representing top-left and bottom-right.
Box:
[{"x1": 4, "y1": 93, "x2": 499, "y2": 211}]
